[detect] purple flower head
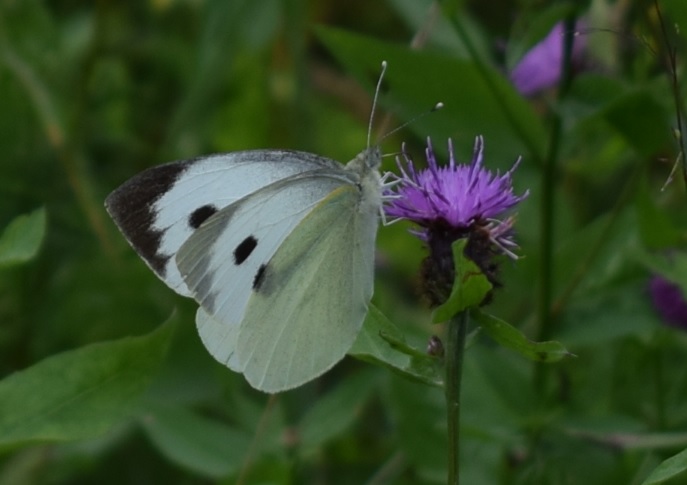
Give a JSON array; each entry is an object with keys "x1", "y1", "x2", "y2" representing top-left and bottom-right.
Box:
[
  {"x1": 510, "y1": 21, "x2": 587, "y2": 97},
  {"x1": 384, "y1": 137, "x2": 528, "y2": 304},
  {"x1": 385, "y1": 136, "x2": 528, "y2": 254},
  {"x1": 649, "y1": 275, "x2": 687, "y2": 330}
]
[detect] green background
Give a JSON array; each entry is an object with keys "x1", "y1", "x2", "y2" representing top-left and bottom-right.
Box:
[{"x1": 3, "y1": 0, "x2": 687, "y2": 484}]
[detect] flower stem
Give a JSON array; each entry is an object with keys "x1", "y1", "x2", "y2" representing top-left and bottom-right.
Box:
[
  {"x1": 534, "y1": 16, "x2": 577, "y2": 391},
  {"x1": 445, "y1": 311, "x2": 468, "y2": 485}
]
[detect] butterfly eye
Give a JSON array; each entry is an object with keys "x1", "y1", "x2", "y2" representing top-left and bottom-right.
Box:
[
  {"x1": 233, "y1": 236, "x2": 258, "y2": 265},
  {"x1": 189, "y1": 204, "x2": 218, "y2": 229}
]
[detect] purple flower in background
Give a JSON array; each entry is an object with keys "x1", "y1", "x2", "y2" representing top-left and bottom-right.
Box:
[
  {"x1": 384, "y1": 137, "x2": 528, "y2": 304},
  {"x1": 649, "y1": 275, "x2": 687, "y2": 329},
  {"x1": 510, "y1": 21, "x2": 586, "y2": 96}
]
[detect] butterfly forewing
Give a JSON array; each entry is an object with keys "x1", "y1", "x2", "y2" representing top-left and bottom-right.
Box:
[
  {"x1": 105, "y1": 150, "x2": 349, "y2": 297},
  {"x1": 176, "y1": 170, "x2": 353, "y2": 331}
]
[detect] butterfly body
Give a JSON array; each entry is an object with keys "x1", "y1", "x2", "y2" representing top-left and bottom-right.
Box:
[{"x1": 106, "y1": 147, "x2": 382, "y2": 392}]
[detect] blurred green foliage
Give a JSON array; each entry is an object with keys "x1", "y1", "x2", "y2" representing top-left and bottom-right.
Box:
[{"x1": 3, "y1": 0, "x2": 687, "y2": 484}]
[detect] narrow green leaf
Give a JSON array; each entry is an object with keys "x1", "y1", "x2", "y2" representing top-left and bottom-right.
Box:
[
  {"x1": 0, "y1": 207, "x2": 46, "y2": 268},
  {"x1": 641, "y1": 447, "x2": 687, "y2": 485},
  {"x1": 350, "y1": 305, "x2": 443, "y2": 387},
  {"x1": 379, "y1": 330, "x2": 434, "y2": 359},
  {"x1": 472, "y1": 309, "x2": 571, "y2": 363},
  {"x1": 350, "y1": 305, "x2": 407, "y2": 363},
  {"x1": 566, "y1": 429, "x2": 687, "y2": 451},
  {"x1": 0, "y1": 322, "x2": 175, "y2": 447},
  {"x1": 139, "y1": 403, "x2": 252, "y2": 479},
  {"x1": 432, "y1": 239, "x2": 492, "y2": 323}
]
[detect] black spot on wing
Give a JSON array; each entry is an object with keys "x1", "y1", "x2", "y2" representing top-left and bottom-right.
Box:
[
  {"x1": 105, "y1": 161, "x2": 189, "y2": 277},
  {"x1": 234, "y1": 236, "x2": 258, "y2": 265},
  {"x1": 189, "y1": 204, "x2": 218, "y2": 229},
  {"x1": 253, "y1": 264, "x2": 267, "y2": 291}
]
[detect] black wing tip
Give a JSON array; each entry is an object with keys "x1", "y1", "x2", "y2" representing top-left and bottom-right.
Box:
[
  {"x1": 105, "y1": 161, "x2": 191, "y2": 276},
  {"x1": 106, "y1": 161, "x2": 189, "y2": 213}
]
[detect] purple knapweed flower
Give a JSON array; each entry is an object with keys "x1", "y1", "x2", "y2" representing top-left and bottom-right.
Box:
[
  {"x1": 649, "y1": 275, "x2": 687, "y2": 329},
  {"x1": 385, "y1": 136, "x2": 528, "y2": 253},
  {"x1": 509, "y1": 21, "x2": 586, "y2": 97},
  {"x1": 384, "y1": 136, "x2": 528, "y2": 304}
]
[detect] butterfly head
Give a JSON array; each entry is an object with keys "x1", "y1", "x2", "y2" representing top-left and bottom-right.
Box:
[{"x1": 346, "y1": 145, "x2": 382, "y2": 176}]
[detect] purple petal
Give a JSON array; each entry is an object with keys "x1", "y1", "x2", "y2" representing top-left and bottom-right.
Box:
[
  {"x1": 649, "y1": 275, "x2": 687, "y2": 329},
  {"x1": 510, "y1": 21, "x2": 586, "y2": 96}
]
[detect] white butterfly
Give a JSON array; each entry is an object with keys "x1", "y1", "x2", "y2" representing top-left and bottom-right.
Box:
[{"x1": 105, "y1": 65, "x2": 392, "y2": 393}]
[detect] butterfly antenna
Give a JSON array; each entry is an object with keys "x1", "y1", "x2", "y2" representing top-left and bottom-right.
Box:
[
  {"x1": 368, "y1": 60, "x2": 388, "y2": 149},
  {"x1": 366, "y1": 60, "x2": 442, "y2": 145},
  {"x1": 379, "y1": 102, "x2": 444, "y2": 143}
]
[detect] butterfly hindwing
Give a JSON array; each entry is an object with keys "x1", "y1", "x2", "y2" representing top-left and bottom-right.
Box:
[
  {"x1": 195, "y1": 306, "x2": 243, "y2": 372},
  {"x1": 233, "y1": 184, "x2": 379, "y2": 392}
]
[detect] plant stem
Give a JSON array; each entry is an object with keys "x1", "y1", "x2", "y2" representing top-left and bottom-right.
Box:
[
  {"x1": 445, "y1": 311, "x2": 468, "y2": 485},
  {"x1": 653, "y1": 0, "x2": 687, "y2": 183},
  {"x1": 534, "y1": 16, "x2": 577, "y2": 391}
]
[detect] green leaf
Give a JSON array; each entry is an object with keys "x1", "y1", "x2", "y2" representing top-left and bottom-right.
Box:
[
  {"x1": 0, "y1": 322, "x2": 175, "y2": 447},
  {"x1": 350, "y1": 305, "x2": 443, "y2": 387},
  {"x1": 641, "y1": 447, "x2": 687, "y2": 485},
  {"x1": 432, "y1": 239, "x2": 492, "y2": 323},
  {"x1": 471, "y1": 309, "x2": 571, "y2": 363},
  {"x1": 603, "y1": 90, "x2": 672, "y2": 158},
  {"x1": 139, "y1": 403, "x2": 252, "y2": 479},
  {"x1": 297, "y1": 372, "x2": 377, "y2": 454},
  {"x1": 556, "y1": 282, "x2": 656, "y2": 346},
  {"x1": 350, "y1": 305, "x2": 406, "y2": 361},
  {"x1": 316, "y1": 26, "x2": 547, "y2": 164},
  {"x1": 387, "y1": 375, "x2": 447, "y2": 482},
  {"x1": 0, "y1": 207, "x2": 46, "y2": 268}
]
